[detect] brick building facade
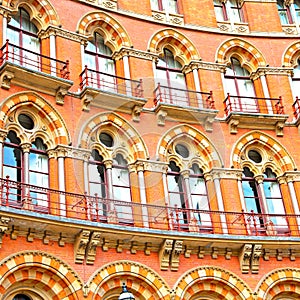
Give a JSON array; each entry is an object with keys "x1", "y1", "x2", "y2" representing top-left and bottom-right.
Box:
[{"x1": 1, "y1": 0, "x2": 300, "y2": 299}]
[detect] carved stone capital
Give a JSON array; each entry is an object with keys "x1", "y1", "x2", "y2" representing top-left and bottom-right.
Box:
[
  {"x1": 182, "y1": 61, "x2": 226, "y2": 73},
  {"x1": 115, "y1": 47, "x2": 157, "y2": 61}
]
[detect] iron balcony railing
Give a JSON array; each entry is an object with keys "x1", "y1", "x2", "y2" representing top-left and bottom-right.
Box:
[
  {"x1": 292, "y1": 96, "x2": 300, "y2": 120},
  {"x1": 79, "y1": 66, "x2": 144, "y2": 98},
  {"x1": 154, "y1": 83, "x2": 215, "y2": 109},
  {"x1": 223, "y1": 93, "x2": 284, "y2": 116},
  {"x1": 0, "y1": 40, "x2": 70, "y2": 79},
  {"x1": 1, "y1": 177, "x2": 299, "y2": 237}
]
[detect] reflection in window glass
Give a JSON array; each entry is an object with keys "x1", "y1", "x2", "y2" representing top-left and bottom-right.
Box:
[
  {"x1": 112, "y1": 154, "x2": 132, "y2": 221},
  {"x1": 189, "y1": 164, "x2": 211, "y2": 227}
]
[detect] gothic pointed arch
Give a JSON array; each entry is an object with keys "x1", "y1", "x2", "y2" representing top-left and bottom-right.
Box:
[
  {"x1": 147, "y1": 28, "x2": 199, "y2": 65},
  {"x1": 77, "y1": 11, "x2": 132, "y2": 52},
  {"x1": 173, "y1": 265, "x2": 252, "y2": 300},
  {"x1": 216, "y1": 38, "x2": 266, "y2": 72},
  {"x1": 255, "y1": 268, "x2": 300, "y2": 300},
  {"x1": 78, "y1": 112, "x2": 148, "y2": 162},
  {"x1": 157, "y1": 124, "x2": 222, "y2": 172},
  {"x1": 85, "y1": 260, "x2": 171, "y2": 300},
  {"x1": 283, "y1": 41, "x2": 300, "y2": 67},
  {"x1": 0, "y1": 91, "x2": 71, "y2": 147},
  {"x1": 2, "y1": 0, "x2": 60, "y2": 29},
  {"x1": 230, "y1": 131, "x2": 295, "y2": 174},
  {"x1": 0, "y1": 251, "x2": 83, "y2": 299}
]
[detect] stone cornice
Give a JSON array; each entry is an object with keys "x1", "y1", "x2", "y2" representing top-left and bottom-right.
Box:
[
  {"x1": 284, "y1": 171, "x2": 300, "y2": 182},
  {"x1": 206, "y1": 168, "x2": 243, "y2": 180},
  {"x1": 39, "y1": 26, "x2": 87, "y2": 43},
  {"x1": 113, "y1": 47, "x2": 158, "y2": 61},
  {"x1": 251, "y1": 67, "x2": 294, "y2": 80},
  {"x1": 183, "y1": 61, "x2": 227, "y2": 74}
]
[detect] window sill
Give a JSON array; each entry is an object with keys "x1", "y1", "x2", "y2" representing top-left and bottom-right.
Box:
[
  {"x1": 151, "y1": 10, "x2": 184, "y2": 26},
  {"x1": 217, "y1": 21, "x2": 249, "y2": 33},
  {"x1": 282, "y1": 24, "x2": 299, "y2": 35}
]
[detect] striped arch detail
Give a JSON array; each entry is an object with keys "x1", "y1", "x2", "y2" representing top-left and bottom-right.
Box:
[
  {"x1": 0, "y1": 251, "x2": 83, "y2": 299},
  {"x1": 148, "y1": 28, "x2": 199, "y2": 63},
  {"x1": 216, "y1": 38, "x2": 266, "y2": 69},
  {"x1": 231, "y1": 131, "x2": 295, "y2": 172},
  {"x1": 77, "y1": 11, "x2": 131, "y2": 50},
  {"x1": 0, "y1": 92, "x2": 70, "y2": 145},
  {"x1": 2, "y1": 0, "x2": 60, "y2": 27},
  {"x1": 157, "y1": 125, "x2": 222, "y2": 169},
  {"x1": 87, "y1": 260, "x2": 170, "y2": 300},
  {"x1": 79, "y1": 112, "x2": 148, "y2": 160},
  {"x1": 174, "y1": 266, "x2": 252, "y2": 300},
  {"x1": 283, "y1": 42, "x2": 300, "y2": 66},
  {"x1": 256, "y1": 268, "x2": 300, "y2": 300}
]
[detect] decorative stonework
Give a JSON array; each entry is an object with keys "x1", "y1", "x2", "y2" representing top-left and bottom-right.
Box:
[
  {"x1": 239, "y1": 244, "x2": 262, "y2": 274},
  {"x1": 170, "y1": 240, "x2": 183, "y2": 271},
  {"x1": 74, "y1": 230, "x2": 91, "y2": 264},
  {"x1": 86, "y1": 231, "x2": 102, "y2": 265},
  {"x1": 87, "y1": 260, "x2": 170, "y2": 299},
  {"x1": 0, "y1": 251, "x2": 83, "y2": 298},
  {"x1": 159, "y1": 239, "x2": 174, "y2": 270},
  {"x1": 0, "y1": 70, "x2": 14, "y2": 90},
  {"x1": 239, "y1": 244, "x2": 252, "y2": 273},
  {"x1": 174, "y1": 266, "x2": 252, "y2": 300}
]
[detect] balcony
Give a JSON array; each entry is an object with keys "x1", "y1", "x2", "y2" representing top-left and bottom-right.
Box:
[
  {"x1": 2, "y1": 176, "x2": 300, "y2": 269},
  {"x1": 223, "y1": 94, "x2": 288, "y2": 135},
  {"x1": 1, "y1": 177, "x2": 298, "y2": 237},
  {"x1": 293, "y1": 96, "x2": 300, "y2": 125},
  {"x1": 153, "y1": 83, "x2": 218, "y2": 130},
  {"x1": 0, "y1": 40, "x2": 72, "y2": 104},
  {"x1": 79, "y1": 66, "x2": 146, "y2": 119}
]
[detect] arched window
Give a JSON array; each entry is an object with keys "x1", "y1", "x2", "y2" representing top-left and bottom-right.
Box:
[
  {"x1": 3, "y1": 131, "x2": 49, "y2": 210},
  {"x1": 242, "y1": 166, "x2": 287, "y2": 232},
  {"x1": 214, "y1": 0, "x2": 243, "y2": 22},
  {"x1": 166, "y1": 161, "x2": 211, "y2": 229},
  {"x1": 83, "y1": 32, "x2": 115, "y2": 90},
  {"x1": 7, "y1": 8, "x2": 40, "y2": 70},
  {"x1": 224, "y1": 57, "x2": 256, "y2": 112},
  {"x1": 156, "y1": 48, "x2": 187, "y2": 105},
  {"x1": 112, "y1": 154, "x2": 132, "y2": 222}
]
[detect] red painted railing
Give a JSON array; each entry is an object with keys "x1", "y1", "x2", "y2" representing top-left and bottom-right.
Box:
[
  {"x1": 154, "y1": 83, "x2": 215, "y2": 109},
  {"x1": 1, "y1": 177, "x2": 299, "y2": 237},
  {"x1": 0, "y1": 40, "x2": 70, "y2": 79},
  {"x1": 79, "y1": 66, "x2": 144, "y2": 98},
  {"x1": 293, "y1": 96, "x2": 300, "y2": 120},
  {"x1": 223, "y1": 93, "x2": 284, "y2": 116}
]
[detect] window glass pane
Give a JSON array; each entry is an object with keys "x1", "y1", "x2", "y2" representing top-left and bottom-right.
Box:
[
  {"x1": 277, "y1": 0, "x2": 289, "y2": 24},
  {"x1": 167, "y1": 0, "x2": 178, "y2": 13},
  {"x1": 214, "y1": 0, "x2": 225, "y2": 21},
  {"x1": 150, "y1": 0, "x2": 159, "y2": 10},
  {"x1": 229, "y1": 0, "x2": 241, "y2": 22}
]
